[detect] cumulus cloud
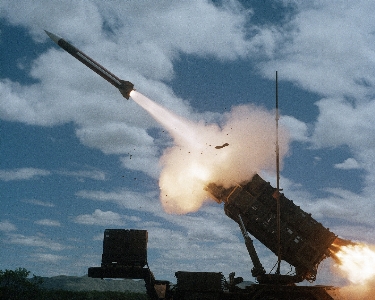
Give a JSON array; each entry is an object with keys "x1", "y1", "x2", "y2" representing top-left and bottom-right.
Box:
[
  {"x1": 96, "y1": 1, "x2": 252, "y2": 61},
  {"x1": 254, "y1": 2, "x2": 375, "y2": 183},
  {"x1": 312, "y1": 98, "x2": 375, "y2": 150},
  {"x1": 251, "y1": 1, "x2": 375, "y2": 225},
  {"x1": 0, "y1": 0, "x2": 253, "y2": 109},
  {"x1": 280, "y1": 115, "x2": 309, "y2": 142},
  {"x1": 76, "y1": 123, "x2": 160, "y2": 178},
  {"x1": 74, "y1": 209, "x2": 125, "y2": 226},
  {"x1": 76, "y1": 189, "x2": 162, "y2": 215},
  {"x1": 297, "y1": 187, "x2": 375, "y2": 227},
  {"x1": 1, "y1": 1, "x2": 375, "y2": 185},
  {"x1": 7, "y1": 0, "x2": 370, "y2": 191},
  {"x1": 77, "y1": 187, "x2": 240, "y2": 245},
  {"x1": 2, "y1": 0, "x2": 375, "y2": 283},
  {"x1": 7, "y1": 233, "x2": 66, "y2": 251},
  {"x1": 260, "y1": 1, "x2": 375, "y2": 99},
  {"x1": 311, "y1": 97, "x2": 375, "y2": 195},
  {"x1": 0, "y1": 0, "x2": 258, "y2": 179},
  {"x1": 334, "y1": 158, "x2": 361, "y2": 170}
]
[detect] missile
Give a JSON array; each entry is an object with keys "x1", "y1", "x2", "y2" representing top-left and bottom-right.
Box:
[{"x1": 44, "y1": 30, "x2": 134, "y2": 99}]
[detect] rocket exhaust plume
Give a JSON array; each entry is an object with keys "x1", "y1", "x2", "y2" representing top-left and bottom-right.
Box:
[
  {"x1": 44, "y1": 30, "x2": 290, "y2": 212},
  {"x1": 329, "y1": 239, "x2": 375, "y2": 299},
  {"x1": 131, "y1": 91, "x2": 290, "y2": 214},
  {"x1": 329, "y1": 238, "x2": 375, "y2": 285},
  {"x1": 131, "y1": 91, "x2": 375, "y2": 293}
]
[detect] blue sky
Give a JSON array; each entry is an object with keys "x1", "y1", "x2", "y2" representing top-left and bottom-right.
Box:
[{"x1": 1, "y1": 0, "x2": 375, "y2": 287}]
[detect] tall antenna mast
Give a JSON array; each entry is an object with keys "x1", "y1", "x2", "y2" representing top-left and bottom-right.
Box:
[{"x1": 275, "y1": 71, "x2": 282, "y2": 275}]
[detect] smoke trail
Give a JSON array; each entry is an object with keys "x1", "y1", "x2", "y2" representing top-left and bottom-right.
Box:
[{"x1": 131, "y1": 91, "x2": 290, "y2": 214}]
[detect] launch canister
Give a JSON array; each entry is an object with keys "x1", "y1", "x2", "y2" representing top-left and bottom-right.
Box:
[{"x1": 44, "y1": 30, "x2": 134, "y2": 99}]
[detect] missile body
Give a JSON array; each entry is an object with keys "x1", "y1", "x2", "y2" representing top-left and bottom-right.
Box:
[{"x1": 45, "y1": 30, "x2": 134, "y2": 99}]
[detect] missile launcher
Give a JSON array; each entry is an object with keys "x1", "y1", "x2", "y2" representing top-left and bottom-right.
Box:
[
  {"x1": 207, "y1": 174, "x2": 337, "y2": 282},
  {"x1": 88, "y1": 175, "x2": 347, "y2": 299}
]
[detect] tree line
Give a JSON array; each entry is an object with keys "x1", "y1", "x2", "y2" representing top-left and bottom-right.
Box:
[{"x1": 0, "y1": 268, "x2": 148, "y2": 300}]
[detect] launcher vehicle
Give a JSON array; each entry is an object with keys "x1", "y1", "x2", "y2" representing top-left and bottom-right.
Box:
[{"x1": 89, "y1": 174, "x2": 347, "y2": 299}]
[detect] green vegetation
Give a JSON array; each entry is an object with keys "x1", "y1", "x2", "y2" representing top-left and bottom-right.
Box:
[
  {"x1": 0, "y1": 267, "x2": 43, "y2": 299},
  {"x1": 0, "y1": 268, "x2": 148, "y2": 300}
]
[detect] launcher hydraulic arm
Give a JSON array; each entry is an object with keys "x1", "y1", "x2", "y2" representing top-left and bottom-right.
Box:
[{"x1": 237, "y1": 214, "x2": 266, "y2": 278}]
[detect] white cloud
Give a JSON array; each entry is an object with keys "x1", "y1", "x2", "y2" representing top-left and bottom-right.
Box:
[
  {"x1": 76, "y1": 187, "x2": 253, "y2": 275},
  {"x1": 312, "y1": 98, "x2": 375, "y2": 150},
  {"x1": 76, "y1": 123, "x2": 161, "y2": 178},
  {"x1": 74, "y1": 209, "x2": 125, "y2": 226},
  {"x1": 0, "y1": 220, "x2": 17, "y2": 232},
  {"x1": 261, "y1": 173, "x2": 375, "y2": 231},
  {"x1": 1, "y1": 1, "x2": 375, "y2": 185},
  {"x1": 22, "y1": 199, "x2": 55, "y2": 207},
  {"x1": 76, "y1": 189, "x2": 162, "y2": 215},
  {"x1": 253, "y1": 2, "x2": 375, "y2": 180},
  {"x1": 8, "y1": 233, "x2": 66, "y2": 251},
  {"x1": 0, "y1": 1, "x2": 103, "y2": 43},
  {"x1": 77, "y1": 188, "x2": 233, "y2": 234},
  {"x1": 0, "y1": 168, "x2": 51, "y2": 181},
  {"x1": 296, "y1": 187, "x2": 375, "y2": 227},
  {"x1": 0, "y1": 167, "x2": 105, "y2": 183},
  {"x1": 0, "y1": 0, "x2": 257, "y2": 179},
  {"x1": 330, "y1": 225, "x2": 375, "y2": 245},
  {"x1": 95, "y1": 0, "x2": 252, "y2": 61},
  {"x1": 35, "y1": 219, "x2": 61, "y2": 227},
  {"x1": 260, "y1": 1, "x2": 375, "y2": 99},
  {"x1": 334, "y1": 158, "x2": 361, "y2": 170},
  {"x1": 32, "y1": 253, "x2": 67, "y2": 263},
  {"x1": 252, "y1": 1, "x2": 375, "y2": 215},
  {"x1": 2, "y1": 0, "x2": 375, "y2": 284},
  {"x1": 142, "y1": 210, "x2": 256, "y2": 280},
  {"x1": 311, "y1": 97, "x2": 375, "y2": 193},
  {"x1": 280, "y1": 115, "x2": 309, "y2": 142},
  {"x1": 56, "y1": 169, "x2": 106, "y2": 181}
]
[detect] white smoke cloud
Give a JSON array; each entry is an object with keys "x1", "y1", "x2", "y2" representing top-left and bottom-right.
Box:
[
  {"x1": 1, "y1": 0, "x2": 375, "y2": 284},
  {"x1": 132, "y1": 92, "x2": 290, "y2": 214}
]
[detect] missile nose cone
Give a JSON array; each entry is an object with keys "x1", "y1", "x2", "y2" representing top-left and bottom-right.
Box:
[
  {"x1": 44, "y1": 30, "x2": 61, "y2": 45},
  {"x1": 44, "y1": 30, "x2": 135, "y2": 100}
]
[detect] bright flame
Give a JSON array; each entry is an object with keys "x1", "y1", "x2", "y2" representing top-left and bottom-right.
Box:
[
  {"x1": 187, "y1": 163, "x2": 210, "y2": 181},
  {"x1": 160, "y1": 160, "x2": 212, "y2": 214},
  {"x1": 131, "y1": 91, "x2": 290, "y2": 214},
  {"x1": 334, "y1": 243, "x2": 375, "y2": 284}
]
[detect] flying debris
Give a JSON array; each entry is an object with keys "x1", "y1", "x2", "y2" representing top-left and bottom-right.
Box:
[
  {"x1": 44, "y1": 30, "x2": 134, "y2": 99},
  {"x1": 215, "y1": 143, "x2": 229, "y2": 149}
]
